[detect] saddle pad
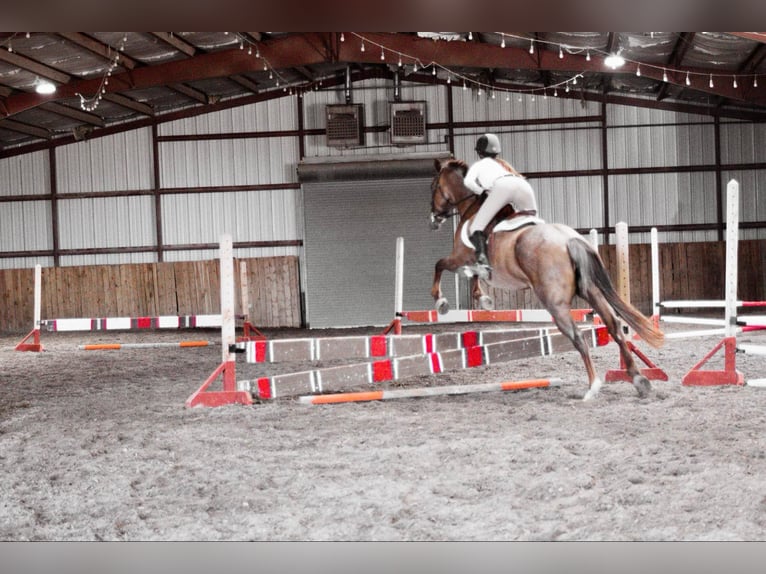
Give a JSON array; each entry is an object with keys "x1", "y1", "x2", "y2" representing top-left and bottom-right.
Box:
[{"x1": 460, "y1": 215, "x2": 546, "y2": 248}]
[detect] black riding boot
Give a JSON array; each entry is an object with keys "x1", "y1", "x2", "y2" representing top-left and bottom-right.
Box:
[{"x1": 469, "y1": 230, "x2": 490, "y2": 267}]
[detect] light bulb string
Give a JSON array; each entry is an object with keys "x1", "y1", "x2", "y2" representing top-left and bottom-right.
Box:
[{"x1": 349, "y1": 32, "x2": 761, "y2": 96}]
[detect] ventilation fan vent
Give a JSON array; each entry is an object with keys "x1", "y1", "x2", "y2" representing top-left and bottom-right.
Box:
[
  {"x1": 390, "y1": 101, "x2": 427, "y2": 145},
  {"x1": 326, "y1": 104, "x2": 364, "y2": 147}
]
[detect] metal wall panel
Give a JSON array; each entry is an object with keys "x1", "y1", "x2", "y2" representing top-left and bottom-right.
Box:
[
  {"x1": 56, "y1": 128, "x2": 153, "y2": 193},
  {"x1": 607, "y1": 104, "x2": 711, "y2": 126},
  {"x1": 0, "y1": 150, "x2": 49, "y2": 196},
  {"x1": 0, "y1": 200, "x2": 52, "y2": 250},
  {"x1": 535, "y1": 176, "x2": 604, "y2": 229},
  {"x1": 453, "y1": 125, "x2": 602, "y2": 173},
  {"x1": 161, "y1": 189, "x2": 301, "y2": 246},
  {"x1": 608, "y1": 123, "x2": 715, "y2": 168},
  {"x1": 451, "y1": 86, "x2": 601, "y2": 124},
  {"x1": 724, "y1": 169, "x2": 766, "y2": 241},
  {"x1": 58, "y1": 196, "x2": 155, "y2": 250},
  {"x1": 0, "y1": 256, "x2": 54, "y2": 270},
  {"x1": 159, "y1": 99, "x2": 298, "y2": 136},
  {"x1": 720, "y1": 122, "x2": 766, "y2": 164},
  {"x1": 159, "y1": 137, "x2": 298, "y2": 187},
  {"x1": 609, "y1": 171, "x2": 718, "y2": 230},
  {"x1": 59, "y1": 252, "x2": 157, "y2": 266}
]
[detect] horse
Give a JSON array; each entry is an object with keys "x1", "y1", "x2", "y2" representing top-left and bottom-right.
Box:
[{"x1": 428, "y1": 158, "x2": 664, "y2": 401}]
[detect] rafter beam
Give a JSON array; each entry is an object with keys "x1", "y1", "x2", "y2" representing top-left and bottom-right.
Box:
[
  {"x1": 40, "y1": 102, "x2": 105, "y2": 126},
  {"x1": 0, "y1": 118, "x2": 51, "y2": 139},
  {"x1": 656, "y1": 32, "x2": 695, "y2": 102},
  {"x1": 0, "y1": 48, "x2": 70, "y2": 84},
  {"x1": 230, "y1": 74, "x2": 260, "y2": 93},
  {"x1": 58, "y1": 32, "x2": 138, "y2": 69},
  {"x1": 168, "y1": 82, "x2": 209, "y2": 104},
  {"x1": 102, "y1": 93, "x2": 154, "y2": 116},
  {"x1": 151, "y1": 32, "x2": 196, "y2": 57}
]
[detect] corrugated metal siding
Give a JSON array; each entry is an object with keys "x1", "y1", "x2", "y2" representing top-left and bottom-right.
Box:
[
  {"x1": 608, "y1": 123, "x2": 715, "y2": 168},
  {"x1": 0, "y1": 151, "x2": 48, "y2": 196},
  {"x1": 56, "y1": 128, "x2": 153, "y2": 193},
  {"x1": 720, "y1": 122, "x2": 766, "y2": 164},
  {"x1": 536, "y1": 176, "x2": 603, "y2": 229},
  {"x1": 724, "y1": 169, "x2": 766, "y2": 240},
  {"x1": 303, "y1": 177, "x2": 453, "y2": 328},
  {"x1": 58, "y1": 252, "x2": 157, "y2": 266},
  {"x1": 609, "y1": 172, "x2": 718, "y2": 241},
  {"x1": 161, "y1": 189, "x2": 300, "y2": 246},
  {"x1": 58, "y1": 196, "x2": 155, "y2": 250},
  {"x1": 0, "y1": 201, "x2": 52, "y2": 252},
  {"x1": 454, "y1": 125, "x2": 602, "y2": 173},
  {"x1": 158, "y1": 99, "x2": 298, "y2": 136},
  {"x1": 159, "y1": 137, "x2": 298, "y2": 187}
]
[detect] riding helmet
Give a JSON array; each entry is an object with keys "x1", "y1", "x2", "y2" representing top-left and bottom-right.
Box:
[{"x1": 475, "y1": 133, "x2": 501, "y2": 157}]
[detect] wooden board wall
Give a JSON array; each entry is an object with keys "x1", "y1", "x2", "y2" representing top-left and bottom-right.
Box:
[{"x1": 0, "y1": 256, "x2": 301, "y2": 333}]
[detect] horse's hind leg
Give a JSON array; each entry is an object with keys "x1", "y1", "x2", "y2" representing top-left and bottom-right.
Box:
[
  {"x1": 471, "y1": 277, "x2": 494, "y2": 310},
  {"x1": 546, "y1": 304, "x2": 602, "y2": 401},
  {"x1": 588, "y1": 292, "x2": 652, "y2": 398}
]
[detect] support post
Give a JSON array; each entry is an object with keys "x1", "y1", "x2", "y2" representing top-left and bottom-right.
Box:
[
  {"x1": 650, "y1": 227, "x2": 660, "y2": 330},
  {"x1": 15, "y1": 264, "x2": 43, "y2": 352},
  {"x1": 186, "y1": 234, "x2": 253, "y2": 407},
  {"x1": 682, "y1": 180, "x2": 744, "y2": 386},
  {"x1": 382, "y1": 236, "x2": 404, "y2": 335}
]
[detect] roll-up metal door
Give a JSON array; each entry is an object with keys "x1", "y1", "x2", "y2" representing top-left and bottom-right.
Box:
[{"x1": 302, "y1": 177, "x2": 458, "y2": 328}]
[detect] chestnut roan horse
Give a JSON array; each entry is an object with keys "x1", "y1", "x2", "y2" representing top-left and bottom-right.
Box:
[{"x1": 429, "y1": 158, "x2": 664, "y2": 401}]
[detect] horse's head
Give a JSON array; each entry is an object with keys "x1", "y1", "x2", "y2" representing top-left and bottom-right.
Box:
[{"x1": 429, "y1": 158, "x2": 470, "y2": 230}]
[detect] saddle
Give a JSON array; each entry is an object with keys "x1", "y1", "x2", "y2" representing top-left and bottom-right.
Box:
[{"x1": 460, "y1": 209, "x2": 545, "y2": 249}]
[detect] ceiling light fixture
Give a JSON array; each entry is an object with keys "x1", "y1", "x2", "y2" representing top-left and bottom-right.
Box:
[
  {"x1": 604, "y1": 53, "x2": 625, "y2": 69},
  {"x1": 34, "y1": 78, "x2": 56, "y2": 95}
]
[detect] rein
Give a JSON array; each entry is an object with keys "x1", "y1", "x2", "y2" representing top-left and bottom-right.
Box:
[{"x1": 432, "y1": 184, "x2": 480, "y2": 219}]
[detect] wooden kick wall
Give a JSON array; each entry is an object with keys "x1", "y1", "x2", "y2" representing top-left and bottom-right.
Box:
[{"x1": 0, "y1": 256, "x2": 301, "y2": 333}]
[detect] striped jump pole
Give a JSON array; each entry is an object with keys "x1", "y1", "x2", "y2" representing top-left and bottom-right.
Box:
[
  {"x1": 185, "y1": 234, "x2": 253, "y2": 407},
  {"x1": 250, "y1": 326, "x2": 605, "y2": 400},
  {"x1": 79, "y1": 340, "x2": 215, "y2": 351},
  {"x1": 298, "y1": 378, "x2": 563, "y2": 405},
  {"x1": 243, "y1": 327, "x2": 551, "y2": 364}
]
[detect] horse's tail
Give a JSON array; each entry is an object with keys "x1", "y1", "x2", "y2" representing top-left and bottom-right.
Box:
[{"x1": 567, "y1": 238, "x2": 664, "y2": 348}]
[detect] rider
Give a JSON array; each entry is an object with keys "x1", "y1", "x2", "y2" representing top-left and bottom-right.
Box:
[{"x1": 463, "y1": 133, "x2": 538, "y2": 271}]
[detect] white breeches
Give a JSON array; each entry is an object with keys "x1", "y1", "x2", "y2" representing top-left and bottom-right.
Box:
[{"x1": 469, "y1": 176, "x2": 538, "y2": 234}]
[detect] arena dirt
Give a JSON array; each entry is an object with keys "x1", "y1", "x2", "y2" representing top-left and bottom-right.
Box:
[{"x1": 2, "y1": 323, "x2": 766, "y2": 541}]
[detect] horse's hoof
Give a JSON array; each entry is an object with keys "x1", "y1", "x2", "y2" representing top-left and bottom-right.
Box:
[
  {"x1": 633, "y1": 375, "x2": 652, "y2": 398},
  {"x1": 435, "y1": 298, "x2": 450, "y2": 315},
  {"x1": 478, "y1": 295, "x2": 494, "y2": 311},
  {"x1": 582, "y1": 378, "x2": 603, "y2": 402}
]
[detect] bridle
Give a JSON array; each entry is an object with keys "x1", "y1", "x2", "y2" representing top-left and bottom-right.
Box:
[{"x1": 429, "y1": 173, "x2": 480, "y2": 229}]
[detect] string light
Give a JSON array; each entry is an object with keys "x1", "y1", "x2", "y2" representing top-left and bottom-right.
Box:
[
  {"x1": 340, "y1": 32, "x2": 759, "y2": 105},
  {"x1": 709, "y1": 74, "x2": 714, "y2": 88},
  {"x1": 380, "y1": 48, "x2": 385, "y2": 61},
  {"x1": 340, "y1": 33, "x2": 344, "y2": 42},
  {"x1": 78, "y1": 33, "x2": 128, "y2": 112},
  {"x1": 733, "y1": 76, "x2": 738, "y2": 88}
]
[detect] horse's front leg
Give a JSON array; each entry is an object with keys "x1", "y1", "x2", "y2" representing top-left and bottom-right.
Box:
[{"x1": 432, "y1": 250, "x2": 472, "y2": 314}]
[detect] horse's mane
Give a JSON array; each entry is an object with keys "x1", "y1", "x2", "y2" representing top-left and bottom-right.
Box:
[{"x1": 444, "y1": 158, "x2": 468, "y2": 175}]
